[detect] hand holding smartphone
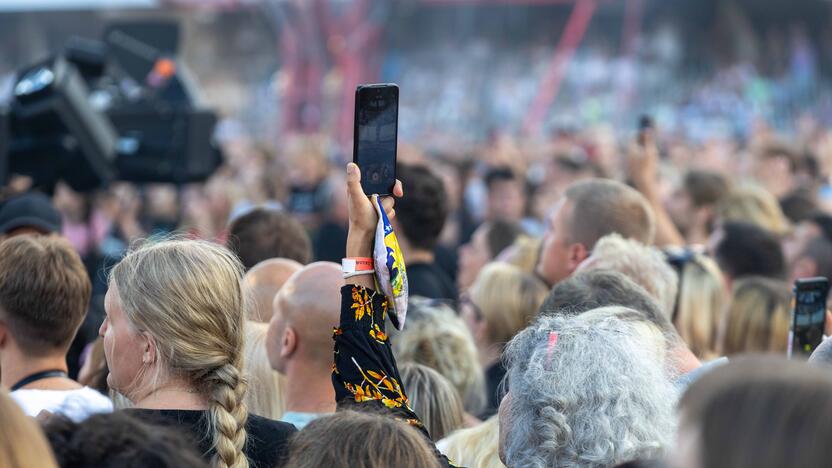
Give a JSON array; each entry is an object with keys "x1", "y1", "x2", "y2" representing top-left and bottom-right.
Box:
[
  {"x1": 353, "y1": 84, "x2": 399, "y2": 196},
  {"x1": 789, "y1": 277, "x2": 829, "y2": 358}
]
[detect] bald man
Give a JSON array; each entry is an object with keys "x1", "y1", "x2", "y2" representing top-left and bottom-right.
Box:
[
  {"x1": 243, "y1": 258, "x2": 303, "y2": 322},
  {"x1": 266, "y1": 262, "x2": 342, "y2": 429}
]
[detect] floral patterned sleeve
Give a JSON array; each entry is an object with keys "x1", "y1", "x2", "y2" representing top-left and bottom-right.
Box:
[{"x1": 333, "y1": 285, "x2": 458, "y2": 468}]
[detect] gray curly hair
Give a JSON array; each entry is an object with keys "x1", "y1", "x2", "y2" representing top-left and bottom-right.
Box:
[{"x1": 502, "y1": 308, "x2": 677, "y2": 468}]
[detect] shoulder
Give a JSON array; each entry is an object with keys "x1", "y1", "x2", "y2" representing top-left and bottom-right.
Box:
[
  {"x1": 244, "y1": 414, "x2": 297, "y2": 468},
  {"x1": 246, "y1": 414, "x2": 298, "y2": 437}
]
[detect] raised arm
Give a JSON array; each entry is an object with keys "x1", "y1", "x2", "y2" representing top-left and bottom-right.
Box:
[{"x1": 332, "y1": 163, "x2": 456, "y2": 467}]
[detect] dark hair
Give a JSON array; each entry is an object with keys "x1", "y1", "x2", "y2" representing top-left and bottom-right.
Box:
[
  {"x1": 779, "y1": 189, "x2": 818, "y2": 224},
  {"x1": 759, "y1": 142, "x2": 799, "y2": 172},
  {"x1": 43, "y1": 411, "x2": 209, "y2": 468},
  {"x1": 564, "y1": 179, "x2": 655, "y2": 249},
  {"x1": 679, "y1": 357, "x2": 832, "y2": 468},
  {"x1": 286, "y1": 410, "x2": 441, "y2": 468},
  {"x1": 228, "y1": 208, "x2": 312, "y2": 269},
  {"x1": 484, "y1": 166, "x2": 518, "y2": 191},
  {"x1": 0, "y1": 235, "x2": 91, "y2": 355},
  {"x1": 539, "y1": 269, "x2": 680, "y2": 344},
  {"x1": 713, "y1": 221, "x2": 786, "y2": 280},
  {"x1": 485, "y1": 220, "x2": 523, "y2": 258},
  {"x1": 684, "y1": 170, "x2": 729, "y2": 208},
  {"x1": 395, "y1": 164, "x2": 448, "y2": 251},
  {"x1": 801, "y1": 235, "x2": 832, "y2": 281}
]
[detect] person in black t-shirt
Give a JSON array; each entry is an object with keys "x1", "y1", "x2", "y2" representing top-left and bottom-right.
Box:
[{"x1": 393, "y1": 164, "x2": 457, "y2": 301}]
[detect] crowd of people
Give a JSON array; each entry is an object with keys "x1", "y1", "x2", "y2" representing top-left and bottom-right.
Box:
[{"x1": 6, "y1": 50, "x2": 832, "y2": 468}]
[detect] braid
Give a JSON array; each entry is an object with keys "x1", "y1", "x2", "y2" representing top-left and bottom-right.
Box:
[{"x1": 207, "y1": 363, "x2": 249, "y2": 468}]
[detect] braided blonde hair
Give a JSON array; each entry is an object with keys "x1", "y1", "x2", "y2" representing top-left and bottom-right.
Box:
[{"x1": 111, "y1": 239, "x2": 249, "y2": 468}]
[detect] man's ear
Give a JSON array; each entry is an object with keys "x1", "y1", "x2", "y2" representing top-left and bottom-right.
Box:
[
  {"x1": 280, "y1": 327, "x2": 297, "y2": 360},
  {"x1": 0, "y1": 321, "x2": 7, "y2": 349},
  {"x1": 567, "y1": 243, "x2": 590, "y2": 272}
]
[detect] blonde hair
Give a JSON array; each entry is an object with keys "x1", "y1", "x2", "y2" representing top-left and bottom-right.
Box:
[
  {"x1": 498, "y1": 235, "x2": 541, "y2": 275},
  {"x1": 0, "y1": 390, "x2": 58, "y2": 468},
  {"x1": 715, "y1": 183, "x2": 790, "y2": 236},
  {"x1": 242, "y1": 321, "x2": 286, "y2": 420},
  {"x1": 111, "y1": 239, "x2": 249, "y2": 468},
  {"x1": 470, "y1": 263, "x2": 548, "y2": 346},
  {"x1": 438, "y1": 416, "x2": 504, "y2": 468},
  {"x1": 581, "y1": 234, "x2": 679, "y2": 319},
  {"x1": 720, "y1": 276, "x2": 791, "y2": 356},
  {"x1": 399, "y1": 363, "x2": 465, "y2": 440},
  {"x1": 394, "y1": 298, "x2": 486, "y2": 414},
  {"x1": 674, "y1": 254, "x2": 728, "y2": 360}
]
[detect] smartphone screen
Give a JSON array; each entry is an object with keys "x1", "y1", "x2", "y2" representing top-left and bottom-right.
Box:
[
  {"x1": 789, "y1": 277, "x2": 829, "y2": 358},
  {"x1": 353, "y1": 84, "x2": 398, "y2": 195}
]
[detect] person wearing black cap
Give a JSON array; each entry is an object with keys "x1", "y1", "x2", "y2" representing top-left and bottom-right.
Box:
[{"x1": 0, "y1": 192, "x2": 62, "y2": 239}]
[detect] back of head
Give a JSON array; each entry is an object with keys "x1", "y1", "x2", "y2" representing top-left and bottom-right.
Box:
[
  {"x1": 0, "y1": 235, "x2": 91, "y2": 357},
  {"x1": 394, "y1": 299, "x2": 486, "y2": 414},
  {"x1": 437, "y1": 416, "x2": 502, "y2": 468},
  {"x1": 228, "y1": 208, "x2": 312, "y2": 269},
  {"x1": 503, "y1": 311, "x2": 675, "y2": 467},
  {"x1": 800, "y1": 234, "x2": 832, "y2": 281},
  {"x1": 110, "y1": 239, "x2": 249, "y2": 468},
  {"x1": 485, "y1": 220, "x2": 524, "y2": 258},
  {"x1": 286, "y1": 410, "x2": 440, "y2": 468},
  {"x1": 242, "y1": 258, "x2": 303, "y2": 322},
  {"x1": 720, "y1": 276, "x2": 791, "y2": 356},
  {"x1": 395, "y1": 164, "x2": 448, "y2": 251},
  {"x1": 564, "y1": 178, "x2": 656, "y2": 249},
  {"x1": 243, "y1": 321, "x2": 285, "y2": 420},
  {"x1": 0, "y1": 390, "x2": 58, "y2": 468},
  {"x1": 713, "y1": 221, "x2": 786, "y2": 280},
  {"x1": 540, "y1": 269, "x2": 679, "y2": 345},
  {"x1": 43, "y1": 411, "x2": 208, "y2": 468},
  {"x1": 684, "y1": 170, "x2": 729, "y2": 208},
  {"x1": 715, "y1": 184, "x2": 790, "y2": 237},
  {"x1": 399, "y1": 363, "x2": 465, "y2": 440},
  {"x1": 469, "y1": 262, "x2": 547, "y2": 345},
  {"x1": 673, "y1": 253, "x2": 727, "y2": 360},
  {"x1": 579, "y1": 234, "x2": 679, "y2": 318},
  {"x1": 678, "y1": 357, "x2": 832, "y2": 468}
]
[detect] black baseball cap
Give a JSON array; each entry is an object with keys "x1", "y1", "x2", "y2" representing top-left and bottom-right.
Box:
[{"x1": 0, "y1": 192, "x2": 62, "y2": 235}]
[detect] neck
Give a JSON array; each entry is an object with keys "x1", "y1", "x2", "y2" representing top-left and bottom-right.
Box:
[
  {"x1": 283, "y1": 360, "x2": 336, "y2": 415},
  {"x1": 479, "y1": 343, "x2": 502, "y2": 368},
  {"x1": 1, "y1": 347, "x2": 78, "y2": 391},
  {"x1": 406, "y1": 248, "x2": 435, "y2": 265},
  {"x1": 132, "y1": 377, "x2": 208, "y2": 410}
]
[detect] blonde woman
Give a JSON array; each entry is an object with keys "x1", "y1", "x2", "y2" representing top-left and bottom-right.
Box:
[
  {"x1": 715, "y1": 183, "x2": 791, "y2": 237},
  {"x1": 461, "y1": 262, "x2": 548, "y2": 417},
  {"x1": 100, "y1": 239, "x2": 295, "y2": 468},
  {"x1": 400, "y1": 363, "x2": 466, "y2": 440},
  {"x1": 242, "y1": 321, "x2": 286, "y2": 420},
  {"x1": 719, "y1": 276, "x2": 792, "y2": 356},
  {"x1": 669, "y1": 250, "x2": 728, "y2": 360},
  {"x1": 0, "y1": 390, "x2": 58, "y2": 468},
  {"x1": 438, "y1": 416, "x2": 503, "y2": 468}
]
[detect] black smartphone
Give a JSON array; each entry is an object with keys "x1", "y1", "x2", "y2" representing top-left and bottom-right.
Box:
[
  {"x1": 353, "y1": 83, "x2": 398, "y2": 196},
  {"x1": 789, "y1": 277, "x2": 829, "y2": 358}
]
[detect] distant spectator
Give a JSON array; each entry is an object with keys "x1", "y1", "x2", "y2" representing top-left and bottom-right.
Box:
[
  {"x1": 0, "y1": 192, "x2": 62, "y2": 238},
  {"x1": 496, "y1": 235, "x2": 541, "y2": 275},
  {"x1": 399, "y1": 363, "x2": 465, "y2": 440},
  {"x1": 393, "y1": 164, "x2": 457, "y2": 300},
  {"x1": 675, "y1": 357, "x2": 832, "y2": 468},
  {"x1": 243, "y1": 321, "x2": 286, "y2": 420},
  {"x1": 752, "y1": 142, "x2": 799, "y2": 199},
  {"x1": 286, "y1": 411, "x2": 441, "y2": 468},
  {"x1": 228, "y1": 208, "x2": 312, "y2": 270},
  {"x1": 719, "y1": 277, "x2": 791, "y2": 356},
  {"x1": 665, "y1": 170, "x2": 729, "y2": 245},
  {"x1": 461, "y1": 263, "x2": 547, "y2": 417},
  {"x1": 0, "y1": 389, "x2": 58, "y2": 468},
  {"x1": 710, "y1": 221, "x2": 786, "y2": 286},
  {"x1": 0, "y1": 235, "x2": 112, "y2": 421},
  {"x1": 779, "y1": 188, "x2": 818, "y2": 224},
  {"x1": 267, "y1": 262, "x2": 342, "y2": 429},
  {"x1": 457, "y1": 220, "x2": 523, "y2": 292},
  {"x1": 242, "y1": 258, "x2": 303, "y2": 322},
  {"x1": 437, "y1": 416, "x2": 502, "y2": 468},
  {"x1": 783, "y1": 213, "x2": 832, "y2": 283},
  {"x1": 43, "y1": 412, "x2": 208, "y2": 468},
  {"x1": 578, "y1": 234, "x2": 679, "y2": 319},
  {"x1": 536, "y1": 179, "x2": 655, "y2": 287},
  {"x1": 484, "y1": 166, "x2": 526, "y2": 223},
  {"x1": 714, "y1": 184, "x2": 790, "y2": 237}
]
